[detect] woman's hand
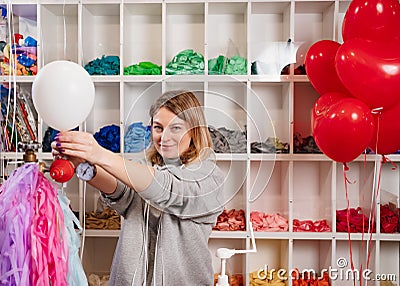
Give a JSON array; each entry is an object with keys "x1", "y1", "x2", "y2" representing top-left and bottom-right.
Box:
[
  {"x1": 51, "y1": 141, "x2": 82, "y2": 168},
  {"x1": 51, "y1": 131, "x2": 103, "y2": 165}
]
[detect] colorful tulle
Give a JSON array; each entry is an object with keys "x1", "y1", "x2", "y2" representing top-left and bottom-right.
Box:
[
  {"x1": 0, "y1": 163, "x2": 87, "y2": 286},
  {"x1": 58, "y1": 191, "x2": 88, "y2": 285}
]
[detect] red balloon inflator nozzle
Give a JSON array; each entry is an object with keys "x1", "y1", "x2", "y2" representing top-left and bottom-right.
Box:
[{"x1": 49, "y1": 158, "x2": 75, "y2": 183}]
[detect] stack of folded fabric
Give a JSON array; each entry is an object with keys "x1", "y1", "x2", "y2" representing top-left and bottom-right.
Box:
[
  {"x1": 166, "y1": 49, "x2": 204, "y2": 75},
  {"x1": 208, "y1": 55, "x2": 247, "y2": 75},
  {"x1": 94, "y1": 124, "x2": 120, "y2": 153},
  {"x1": 251, "y1": 137, "x2": 289, "y2": 153},
  {"x1": 209, "y1": 126, "x2": 247, "y2": 153},
  {"x1": 84, "y1": 55, "x2": 120, "y2": 75},
  {"x1": 88, "y1": 273, "x2": 110, "y2": 286},
  {"x1": 124, "y1": 122, "x2": 151, "y2": 153},
  {"x1": 124, "y1": 61, "x2": 161, "y2": 75},
  {"x1": 85, "y1": 208, "x2": 121, "y2": 230}
]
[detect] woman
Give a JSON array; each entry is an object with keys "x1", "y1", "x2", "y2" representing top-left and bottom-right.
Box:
[{"x1": 53, "y1": 90, "x2": 226, "y2": 285}]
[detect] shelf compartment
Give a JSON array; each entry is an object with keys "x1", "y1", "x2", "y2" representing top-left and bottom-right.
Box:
[
  {"x1": 379, "y1": 165, "x2": 399, "y2": 234},
  {"x1": 166, "y1": 3, "x2": 205, "y2": 65},
  {"x1": 335, "y1": 161, "x2": 376, "y2": 234},
  {"x1": 250, "y1": 1, "x2": 291, "y2": 43},
  {"x1": 123, "y1": 3, "x2": 162, "y2": 70},
  {"x1": 1, "y1": 4, "x2": 37, "y2": 76},
  {"x1": 292, "y1": 161, "x2": 333, "y2": 231},
  {"x1": 335, "y1": 240, "x2": 376, "y2": 282},
  {"x1": 0, "y1": 82, "x2": 38, "y2": 151},
  {"x1": 249, "y1": 1, "x2": 292, "y2": 77},
  {"x1": 379, "y1": 241, "x2": 399, "y2": 283},
  {"x1": 85, "y1": 82, "x2": 120, "y2": 134},
  {"x1": 248, "y1": 82, "x2": 290, "y2": 152},
  {"x1": 292, "y1": 239, "x2": 332, "y2": 281},
  {"x1": 248, "y1": 239, "x2": 289, "y2": 283},
  {"x1": 7, "y1": 4, "x2": 37, "y2": 36},
  {"x1": 217, "y1": 160, "x2": 247, "y2": 213},
  {"x1": 40, "y1": 4, "x2": 78, "y2": 64},
  {"x1": 249, "y1": 161, "x2": 289, "y2": 231},
  {"x1": 123, "y1": 81, "x2": 162, "y2": 129},
  {"x1": 82, "y1": 237, "x2": 117, "y2": 276},
  {"x1": 207, "y1": 2, "x2": 247, "y2": 68},
  {"x1": 82, "y1": 4, "x2": 120, "y2": 68},
  {"x1": 293, "y1": 0, "x2": 336, "y2": 69},
  {"x1": 206, "y1": 82, "x2": 247, "y2": 133},
  {"x1": 293, "y1": 82, "x2": 321, "y2": 154}
]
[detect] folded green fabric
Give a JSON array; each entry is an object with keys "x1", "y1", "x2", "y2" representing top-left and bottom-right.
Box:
[
  {"x1": 166, "y1": 49, "x2": 204, "y2": 75},
  {"x1": 224, "y1": 55, "x2": 247, "y2": 75},
  {"x1": 208, "y1": 55, "x2": 226, "y2": 75},
  {"x1": 208, "y1": 55, "x2": 247, "y2": 75},
  {"x1": 124, "y1": 61, "x2": 161, "y2": 75}
]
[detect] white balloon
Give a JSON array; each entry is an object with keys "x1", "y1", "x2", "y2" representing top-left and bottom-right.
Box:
[{"x1": 32, "y1": 60, "x2": 95, "y2": 131}]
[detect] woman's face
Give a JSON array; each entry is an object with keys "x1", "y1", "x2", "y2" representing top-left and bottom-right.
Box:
[{"x1": 152, "y1": 107, "x2": 192, "y2": 159}]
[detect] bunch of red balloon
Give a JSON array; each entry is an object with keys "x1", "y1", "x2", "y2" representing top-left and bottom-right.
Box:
[{"x1": 305, "y1": 0, "x2": 400, "y2": 163}]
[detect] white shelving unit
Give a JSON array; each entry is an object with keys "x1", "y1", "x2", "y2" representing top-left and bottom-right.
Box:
[{"x1": 1, "y1": 1, "x2": 399, "y2": 285}]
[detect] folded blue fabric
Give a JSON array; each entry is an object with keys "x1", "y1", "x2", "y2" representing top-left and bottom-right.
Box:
[
  {"x1": 124, "y1": 122, "x2": 151, "y2": 153},
  {"x1": 94, "y1": 124, "x2": 120, "y2": 153}
]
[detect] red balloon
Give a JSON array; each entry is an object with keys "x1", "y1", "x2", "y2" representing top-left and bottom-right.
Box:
[
  {"x1": 369, "y1": 104, "x2": 400, "y2": 155},
  {"x1": 313, "y1": 98, "x2": 375, "y2": 163},
  {"x1": 342, "y1": 0, "x2": 400, "y2": 42},
  {"x1": 312, "y1": 92, "x2": 348, "y2": 130},
  {"x1": 312, "y1": 92, "x2": 348, "y2": 118},
  {"x1": 305, "y1": 40, "x2": 350, "y2": 95},
  {"x1": 335, "y1": 38, "x2": 400, "y2": 110}
]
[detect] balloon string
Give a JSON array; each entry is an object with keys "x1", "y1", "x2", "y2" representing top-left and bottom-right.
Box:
[
  {"x1": 359, "y1": 150, "x2": 370, "y2": 286},
  {"x1": 363, "y1": 156, "x2": 392, "y2": 284},
  {"x1": 382, "y1": 155, "x2": 397, "y2": 170},
  {"x1": 63, "y1": 0, "x2": 67, "y2": 59},
  {"x1": 361, "y1": 107, "x2": 382, "y2": 285},
  {"x1": 365, "y1": 159, "x2": 382, "y2": 271},
  {"x1": 343, "y1": 163, "x2": 356, "y2": 286}
]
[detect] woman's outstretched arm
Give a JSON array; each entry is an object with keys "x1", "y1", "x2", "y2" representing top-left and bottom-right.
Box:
[{"x1": 53, "y1": 130, "x2": 155, "y2": 193}]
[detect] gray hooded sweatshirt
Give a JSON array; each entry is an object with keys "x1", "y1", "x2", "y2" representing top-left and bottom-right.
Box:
[{"x1": 101, "y1": 157, "x2": 226, "y2": 286}]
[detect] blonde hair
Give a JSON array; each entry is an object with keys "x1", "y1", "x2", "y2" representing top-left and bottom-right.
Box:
[{"x1": 146, "y1": 90, "x2": 212, "y2": 166}]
